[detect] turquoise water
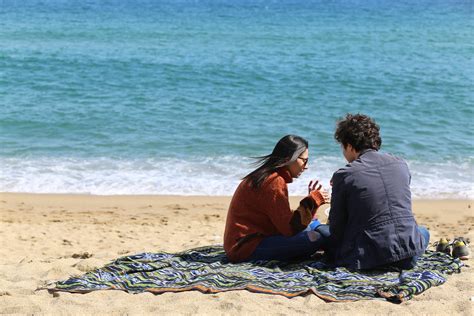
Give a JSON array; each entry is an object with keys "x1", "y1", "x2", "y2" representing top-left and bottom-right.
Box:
[{"x1": 1, "y1": 0, "x2": 473, "y2": 197}]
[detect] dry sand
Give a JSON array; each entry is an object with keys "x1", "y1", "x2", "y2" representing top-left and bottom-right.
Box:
[{"x1": 0, "y1": 193, "x2": 473, "y2": 315}]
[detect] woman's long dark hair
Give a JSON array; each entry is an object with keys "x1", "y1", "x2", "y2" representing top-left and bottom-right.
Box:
[{"x1": 243, "y1": 135, "x2": 308, "y2": 189}]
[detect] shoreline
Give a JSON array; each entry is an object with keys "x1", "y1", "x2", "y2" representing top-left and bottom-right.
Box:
[
  {"x1": 1, "y1": 192, "x2": 472, "y2": 314},
  {"x1": 2, "y1": 191, "x2": 473, "y2": 201}
]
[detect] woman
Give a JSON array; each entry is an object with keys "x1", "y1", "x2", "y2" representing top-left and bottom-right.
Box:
[{"x1": 223, "y1": 135, "x2": 330, "y2": 263}]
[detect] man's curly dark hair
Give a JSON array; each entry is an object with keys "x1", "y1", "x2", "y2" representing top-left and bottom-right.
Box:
[{"x1": 334, "y1": 113, "x2": 382, "y2": 151}]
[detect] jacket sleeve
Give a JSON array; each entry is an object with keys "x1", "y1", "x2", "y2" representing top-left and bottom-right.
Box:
[
  {"x1": 265, "y1": 178, "x2": 326, "y2": 236},
  {"x1": 328, "y1": 171, "x2": 348, "y2": 246}
]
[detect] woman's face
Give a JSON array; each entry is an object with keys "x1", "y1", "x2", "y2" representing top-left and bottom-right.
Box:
[{"x1": 288, "y1": 148, "x2": 309, "y2": 178}]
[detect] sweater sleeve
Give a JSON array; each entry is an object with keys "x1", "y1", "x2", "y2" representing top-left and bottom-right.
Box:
[
  {"x1": 265, "y1": 178, "x2": 326, "y2": 236},
  {"x1": 290, "y1": 190, "x2": 326, "y2": 232}
]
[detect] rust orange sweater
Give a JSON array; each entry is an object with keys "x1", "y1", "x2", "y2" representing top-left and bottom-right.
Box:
[{"x1": 223, "y1": 168, "x2": 326, "y2": 263}]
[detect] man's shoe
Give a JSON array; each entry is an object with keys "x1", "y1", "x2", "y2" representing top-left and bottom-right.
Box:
[
  {"x1": 435, "y1": 238, "x2": 451, "y2": 254},
  {"x1": 452, "y1": 239, "x2": 470, "y2": 260}
]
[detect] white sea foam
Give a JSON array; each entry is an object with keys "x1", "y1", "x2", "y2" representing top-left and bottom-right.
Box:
[{"x1": 0, "y1": 156, "x2": 472, "y2": 199}]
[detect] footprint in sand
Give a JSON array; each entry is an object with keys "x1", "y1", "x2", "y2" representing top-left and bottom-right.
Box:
[
  {"x1": 72, "y1": 252, "x2": 93, "y2": 259},
  {"x1": 219, "y1": 302, "x2": 242, "y2": 312},
  {"x1": 139, "y1": 205, "x2": 153, "y2": 209},
  {"x1": 73, "y1": 258, "x2": 104, "y2": 272},
  {"x1": 204, "y1": 214, "x2": 221, "y2": 221},
  {"x1": 62, "y1": 239, "x2": 73, "y2": 246},
  {"x1": 166, "y1": 204, "x2": 188, "y2": 211}
]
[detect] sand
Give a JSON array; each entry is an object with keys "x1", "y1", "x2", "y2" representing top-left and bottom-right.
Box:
[{"x1": 0, "y1": 193, "x2": 472, "y2": 315}]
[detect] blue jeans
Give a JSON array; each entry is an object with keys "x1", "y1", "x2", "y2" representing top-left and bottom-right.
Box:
[
  {"x1": 390, "y1": 226, "x2": 430, "y2": 269},
  {"x1": 315, "y1": 224, "x2": 430, "y2": 270},
  {"x1": 248, "y1": 219, "x2": 328, "y2": 261}
]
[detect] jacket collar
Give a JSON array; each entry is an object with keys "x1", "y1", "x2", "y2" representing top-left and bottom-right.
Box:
[
  {"x1": 277, "y1": 168, "x2": 293, "y2": 183},
  {"x1": 359, "y1": 148, "x2": 377, "y2": 157}
]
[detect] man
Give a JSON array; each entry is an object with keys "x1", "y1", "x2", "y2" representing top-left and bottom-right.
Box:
[{"x1": 323, "y1": 113, "x2": 429, "y2": 270}]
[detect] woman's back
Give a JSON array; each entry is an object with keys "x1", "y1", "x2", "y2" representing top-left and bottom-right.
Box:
[{"x1": 224, "y1": 169, "x2": 293, "y2": 262}]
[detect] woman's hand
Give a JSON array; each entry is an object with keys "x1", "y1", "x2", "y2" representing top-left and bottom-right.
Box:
[{"x1": 308, "y1": 180, "x2": 331, "y2": 204}]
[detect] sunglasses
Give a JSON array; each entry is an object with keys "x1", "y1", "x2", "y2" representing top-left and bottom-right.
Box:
[{"x1": 297, "y1": 156, "x2": 309, "y2": 166}]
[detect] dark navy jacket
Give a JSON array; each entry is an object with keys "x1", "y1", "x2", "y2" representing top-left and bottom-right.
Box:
[{"x1": 328, "y1": 149, "x2": 424, "y2": 270}]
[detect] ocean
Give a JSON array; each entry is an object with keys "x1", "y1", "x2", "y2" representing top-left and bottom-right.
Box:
[{"x1": 1, "y1": 0, "x2": 473, "y2": 198}]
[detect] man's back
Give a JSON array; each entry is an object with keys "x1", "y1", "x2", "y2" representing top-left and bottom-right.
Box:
[{"x1": 329, "y1": 149, "x2": 424, "y2": 269}]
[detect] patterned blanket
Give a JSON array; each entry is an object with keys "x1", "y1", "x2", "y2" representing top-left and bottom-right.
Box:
[{"x1": 46, "y1": 246, "x2": 462, "y2": 303}]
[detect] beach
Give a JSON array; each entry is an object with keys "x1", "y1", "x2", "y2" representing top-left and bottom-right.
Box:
[
  {"x1": 0, "y1": 193, "x2": 472, "y2": 315},
  {"x1": 1, "y1": 2, "x2": 473, "y2": 314}
]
